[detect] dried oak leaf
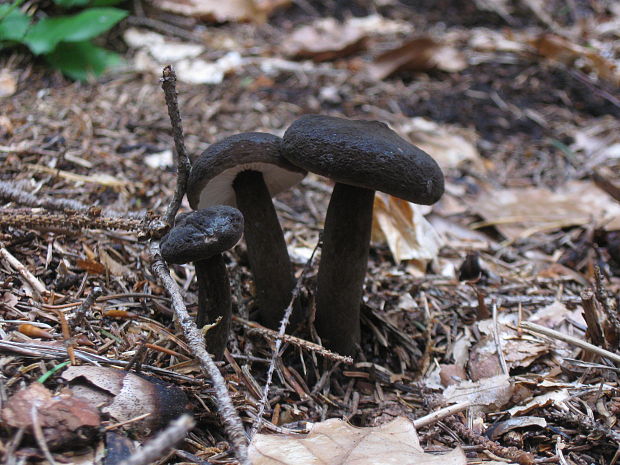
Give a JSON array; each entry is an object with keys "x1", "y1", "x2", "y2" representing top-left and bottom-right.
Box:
[
  {"x1": 368, "y1": 37, "x2": 466, "y2": 80},
  {"x1": 249, "y1": 416, "x2": 466, "y2": 465},
  {"x1": 1, "y1": 382, "x2": 100, "y2": 450},
  {"x1": 285, "y1": 17, "x2": 368, "y2": 62}
]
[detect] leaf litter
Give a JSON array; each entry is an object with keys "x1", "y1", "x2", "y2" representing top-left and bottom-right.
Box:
[{"x1": 1, "y1": 0, "x2": 620, "y2": 464}]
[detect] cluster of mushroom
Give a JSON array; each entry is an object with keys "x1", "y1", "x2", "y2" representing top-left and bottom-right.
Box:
[{"x1": 160, "y1": 115, "x2": 444, "y2": 359}]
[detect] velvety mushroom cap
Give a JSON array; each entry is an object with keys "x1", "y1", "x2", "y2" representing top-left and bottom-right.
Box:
[
  {"x1": 187, "y1": 132, "x2": 306, "y2": 209},
  {"x1": 160, "y1": 206, "x2": 244, "y2": 264},
  {"x1": 282, "y1": 115, "x2": 444, "y2": 204}
]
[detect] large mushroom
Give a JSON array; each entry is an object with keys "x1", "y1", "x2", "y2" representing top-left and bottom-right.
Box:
[
  {"x1": 282, "y1": 115, "x2": 444, "y2": 355},
  {"x1": 160, "y1": 206, "x2": 244, "y2": 360},
  {"x1": 186, "y1": 132, "x2": 306, "y2": 330}
]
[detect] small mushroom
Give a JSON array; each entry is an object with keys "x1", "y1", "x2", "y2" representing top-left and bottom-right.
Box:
[
  {"x1": 186, "y1": 132, "x2": 306, "y2": 330},
  {"x1": 282, "y1": 115, "x2": 444, "y2": 355},
  {"x1": 160, "y1": 206, "x2": 244, "y2": 360}
]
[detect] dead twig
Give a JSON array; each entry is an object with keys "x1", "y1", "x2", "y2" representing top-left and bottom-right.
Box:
[
  {"x1": 520, "y1": 321, "x2": 620, "y2": 365},
  {"x1": 150, "y1": 241, "x2": 250, "y2": 465},
  {"x1": 444, "y1": 415, "x2": 535, "y2": 465},
  {"x1": 118, "y1": 415, "x2": 195, "y2": 465},
  {"x1": 0, "y1": 244, "x2": 47, "y2": 296},
  {"x1": 234, "y1": 317, "x2": 353, "y2": 365},
  {"x1": 160, "y1": 66, "x2": 191, "y2": 228}
]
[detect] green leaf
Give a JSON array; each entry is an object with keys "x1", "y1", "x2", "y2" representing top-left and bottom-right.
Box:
[
  {"x1": 53, "y1": 0, "x2": 90, "y2": 7},
  {"x1": 46, "y1": 41, "x2": 121, "y2": 80},
  {"x1": 0, "y1": 6, "x2": 30, "y2": 42},
  {"x1": 23, "y1": 7, "x2": 127, "y2": 55},
  {"x1": 90, "y1": 0, "x2": 127, "y2": 5}
]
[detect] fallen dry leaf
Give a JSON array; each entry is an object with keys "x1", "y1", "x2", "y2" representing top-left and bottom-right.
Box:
[
  {"x1": 249, "y1": 416, "x2": 466, "y2": 465},
  {"x1": 285, "y1": 17, "x2": 368, "y2": 62},
  {"x1": 397, "y1": 118, "x2": 484, "y2": 171},
  {"x1": 530, "y1": 34, "x2": 620, "y2": 86},
  {"x1": 1, "y1": 383, "x2": 100, "y2": 450},
  {"x1": 443, "y1": 374, "x2": 514, "y2": 411},
  {"x1": 368, "y1": 37, "x2": 467, "y2": 80},
  {"x1": 62, "y1": 366, "x2": 189, "y2": 437},
  {"x1": 372, "y1": 193, "x2": 443, "y2": 264},
  {"x1": 149, "y1": 0, "x2": 287, "y2": 23},
  {"x1": 470, "y1": 181, "x2": 620, "y2": 241},
  {"x1": 0, "y1": 69, "x2": 17, "y2": 98}
]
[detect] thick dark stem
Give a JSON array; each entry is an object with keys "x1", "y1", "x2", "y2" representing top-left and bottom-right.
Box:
[
  {"x1": 315, "y1": 183, "x2": 374, "y2": 355},
  {"x1": 232, "y1": 170, "x2": 298, "y2": 329},
  {"x1": 195, "y1": 255, "x2": 232, "y2": 360}
]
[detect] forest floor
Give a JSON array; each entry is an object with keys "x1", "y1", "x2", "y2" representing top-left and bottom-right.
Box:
[{"x1": 1, "y1": 0, "x2": 620, "y2": 464}]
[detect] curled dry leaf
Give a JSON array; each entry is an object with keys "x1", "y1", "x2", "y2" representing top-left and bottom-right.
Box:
[
  {"x1": 62, "y1": 366, "x2": 190, "y2": 437},
  {"x1": 249, "y1": 416, "x2": 466, "y2": 465},
  {"x1": 1, "y1": 382, "x2": 100, "y2": 450},
  {"x1": 368, "y1": 37, "x2": 467, "y2": 80},
  {"x1": 285, "y1": 17, "x2": 368, "y2": 62},
  {"x1": 371, "y1": 193, "x2": 443, "y2": 265}
]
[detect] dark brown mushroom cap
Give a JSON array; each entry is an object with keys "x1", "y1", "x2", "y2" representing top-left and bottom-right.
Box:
[
  {"x1": 187, "y1": 132, "x2": 306, "y2": 209},
  {"x1": 160, "y1": 206, "x2": 244, "y2": 264},
  {"x1": 282, "y1": 115, "x2": 444, "y2": 204}
]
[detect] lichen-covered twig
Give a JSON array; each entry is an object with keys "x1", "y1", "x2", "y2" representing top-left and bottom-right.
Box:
[
  {"x1": 160, "y1": 66, "x2": 191, "y2": 228},
  {"x1": 0, "y1": 209, "x2": 162, "y2": 235},
  {"x1": 444, "y1": 415, "x2": 535, "y2": 465},
  {"x1": 150, "y1": 241, "x2": 249, "y2": 465},
  {"x1": 0, "y1": 180, "x2": 146, "y2": 219},
  {"x1": 234, "y1": 316, "x2": 352, "y2": 365}
]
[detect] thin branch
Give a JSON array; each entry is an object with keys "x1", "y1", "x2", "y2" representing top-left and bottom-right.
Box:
[
  {"x1": 234, "y1": 316, "x2": 352, "y2": 365},
  {"x1": 0, "y1": 209, "x2": 160, "y2": 234},
  {"x1": 520, "y1": 321, "x2": 620, "y2": 365},
  {"x1": 250, "y1": 240, "x2": 321, "y2": 439},
  {"x1": 160, "y1": 66, "x2": 192, "y2": 227},
  {"x1": 150, "y1": 241, "x2": 249, "y2": 465},
  {"x1": 118, "y1": 414, "x2": 195, "y2": 465}
]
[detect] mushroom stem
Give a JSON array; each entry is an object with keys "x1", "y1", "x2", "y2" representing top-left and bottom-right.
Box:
[
  {"x1": 232, "y1": 170, "x2": 298, "y2": 329},
  {"x1": 315, "y1": 183, "x2": 374, "y2": 355},
  {"x1": 195, "y1": 255, "x2": 232, "y2": 360}
]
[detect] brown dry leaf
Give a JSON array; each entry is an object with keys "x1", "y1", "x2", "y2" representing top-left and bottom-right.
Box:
[
  {"x1": 371, "y1": 193, "x2": 443, "y2": 264},
  {"x1": 249, "y1": 416, "x2": 466, "y2": 465},
  {"x1": 530, "y1": 34, "x2": 620, "y2": 86},
  {"x1": 469, "y1": 318, "x2": 549, "y2": 380},
  {"x1": 99, "y1": 248, "x2": 134, "y2": 278},
  {"x1": 397, "y1": 118, "x2": 484, "y2": 171},
  {"x1": 1, "y1": 382, "x2": 100, "y2": 449},
  {"x1": 150, "y1": 0, "x2": 288, "y2": 23},
  {"x1": 62, "y1": 366, "x2": 189, "y2": 437},
  {"x1": 470, "y1": 181, "x2": 620, "y2": 241},
  {"x1": 368, "y1": 37, "x2": 467, "y2": 80},
  {"x1": 76, "y1": 258, "x2": 106, "y2": 275},
  {"x1": 285, "y1": 17, "x2": 368, "y2": 62}
]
